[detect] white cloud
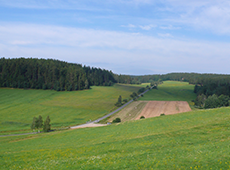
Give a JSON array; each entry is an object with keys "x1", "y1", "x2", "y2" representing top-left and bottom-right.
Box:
[
  {"x1": 160, "y1": 25, "x2": 180, "y2": 30},
  {"x1": 121, "y1": 24, "x2": 136, "y2": 28},
  {"x1": 139, "y1": 24, "x2": 156, "y2": 30},
  {"x1": 1, "y1": 23, "x2": 230, "y2": 74},
  {"x1": 163, "y1": 0, "x2": 230, "y2": 35},
  {"x1": 158, "y1": 33, "x2": 173, "y2": 38}
]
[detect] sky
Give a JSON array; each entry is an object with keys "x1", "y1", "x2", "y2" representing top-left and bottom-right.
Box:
[{"x1": 0, "y1": 0, "x2": 230, "y2": 75}]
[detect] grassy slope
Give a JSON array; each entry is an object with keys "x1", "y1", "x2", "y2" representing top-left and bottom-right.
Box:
[
  {"x1": 0, "y1": 84, "x2": 143, "y2": 133},
  {"x1": 1, "y1": 107, "x2": 230, "y2": 169},
  {"x1": 141, "y1": 81, "x2": 196, "y2": 102}
]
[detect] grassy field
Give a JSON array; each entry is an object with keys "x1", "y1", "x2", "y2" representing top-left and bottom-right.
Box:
[
  {"x1": 141, "y1": 81, "x2": 196, "y2": 102},
  {"x1": 0, "y1": 84, "x2": 144, "y2": 134},
  {"x1": 1, "y1": 106, "x2": 229, "y2": 169}
]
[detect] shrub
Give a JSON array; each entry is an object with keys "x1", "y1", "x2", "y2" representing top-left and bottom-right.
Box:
[
  {"x1": 160, "y1": 113, "x2": 165, "y2": 116},
  {"x1": 138, "y1": 88, "x2": 146, "y2": 94},
  {"x1": 123, "y1": 99, "x2": 128, "y2": 103},
  {"x1": 112, "y1": 118, "x2": 121, "y2": 123},
  {"x1": 140, "y1": 116, "x2": 145, "y2": 119}
]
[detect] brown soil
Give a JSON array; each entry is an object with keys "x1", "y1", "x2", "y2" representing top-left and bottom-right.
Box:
[{"x1": 135, "y1": 101, "x2": 191, "y2": 119}]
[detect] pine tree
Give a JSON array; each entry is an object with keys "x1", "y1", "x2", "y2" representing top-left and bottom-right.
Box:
[{"x1": 118, "y1": 95, "x2": 122, "y2": 104}]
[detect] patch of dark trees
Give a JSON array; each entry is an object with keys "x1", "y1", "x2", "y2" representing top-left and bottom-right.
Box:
[
  {"x1": 193, "y1": 76, "x2": 230, "y2": 109},
  {"x1": 0, "y1": 58, "x2": 116, "y2": 91}
]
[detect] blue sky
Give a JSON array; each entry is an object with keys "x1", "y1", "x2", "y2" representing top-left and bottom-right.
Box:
[{"x1": 0, "y1": 0, "x2": 230, "y2": 75}]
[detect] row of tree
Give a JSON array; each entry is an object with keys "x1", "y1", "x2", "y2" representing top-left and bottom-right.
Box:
[
  {"x1": 114, "y1": 85, "x2": 152, "y2": 107},
  {"x1": 0, "y1": 58, "x2": 116, "y2": 91}
]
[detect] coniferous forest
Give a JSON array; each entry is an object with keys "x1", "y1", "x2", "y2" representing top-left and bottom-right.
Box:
[{"x1": 0, "y1": 58, "x2": 116, "y2": 91}]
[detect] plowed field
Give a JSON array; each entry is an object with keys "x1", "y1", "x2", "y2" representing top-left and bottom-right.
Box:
[{"x1": 136, "y1": 101, "x2": 191, "y2": 119}]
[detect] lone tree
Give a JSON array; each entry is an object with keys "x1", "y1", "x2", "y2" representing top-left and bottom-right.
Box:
[
  {"x1": 43, "y1": 116, "x2": 51, "y2": 132},
  {"x1": 118, "y1": 95, "x2": 122, "y2": 104},
  {"x1": 115, "y1": 95, "x2": 123, "y2": 107}
]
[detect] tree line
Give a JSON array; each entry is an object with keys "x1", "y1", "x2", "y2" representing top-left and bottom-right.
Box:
[{"x1": 0, "y1": 58, "x2": 116, "y2": 91}]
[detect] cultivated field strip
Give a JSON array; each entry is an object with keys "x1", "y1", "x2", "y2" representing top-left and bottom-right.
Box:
[{"x1": 136, "y1": 101, "x2": 192, "y2": 119}]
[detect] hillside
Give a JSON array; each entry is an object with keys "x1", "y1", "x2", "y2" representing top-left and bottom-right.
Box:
[
  {"x1": 0, "y1": 84, "x2": 144, "y2": 134},
  {"x1": 1, "y1": 106, "x2": 229, "y2": 169}
]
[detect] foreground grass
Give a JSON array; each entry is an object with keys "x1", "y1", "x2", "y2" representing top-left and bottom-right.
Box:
[
  {"x1": 141, "y1": 81, "x2": 196, "y2": 102},
  {"x1": 0, "y1": 84, "x2": 143, "y2": 133},
  {"x1": 1, "y1": 107, "x2": 230, "y2": 169}
]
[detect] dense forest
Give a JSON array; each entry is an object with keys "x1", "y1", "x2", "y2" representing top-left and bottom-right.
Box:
[{"x1": 0, "y1": 58, "x2": 116, "y2": 91}]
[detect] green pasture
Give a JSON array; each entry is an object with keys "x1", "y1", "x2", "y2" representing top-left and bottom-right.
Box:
[
  {"x1": 0, "y1": 84, "x2": 144, "y2": 133},
  {"x1": 1, "y1": 107, "x2": 230, "y2": 169},
  {"x1": 141, "y1": 81, "x2": 196, "y2": 102}
]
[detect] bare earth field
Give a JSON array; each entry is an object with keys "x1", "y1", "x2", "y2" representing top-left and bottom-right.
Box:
[{"x1": 136, "y1": 101, "x2": 192, "y2": 119}]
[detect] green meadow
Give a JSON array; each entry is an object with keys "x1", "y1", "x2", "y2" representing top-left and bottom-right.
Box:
[
  {"x1": 141, "y1": 81, "x2": 196, "y2": 102},
  {"x1": 0, "y1": 84, "x2": 144, "y2": 134},
  {"x1": 1, "y1": 107, "x2": 230, "y2": 169},
  {"x1": 1, "y1": 81, "x2": 229, "y2": 169}
]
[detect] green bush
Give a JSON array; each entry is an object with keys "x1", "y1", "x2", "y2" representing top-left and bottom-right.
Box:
[
  {"x1": 123, "y1": 99, "x2": 128, "y2": 103},
  {"x1": 140, "y1": 116, "x2": 145, "y2": 119},
  {"x1": 112, "y1": 118, "x2": 121, "y2": 123}
]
